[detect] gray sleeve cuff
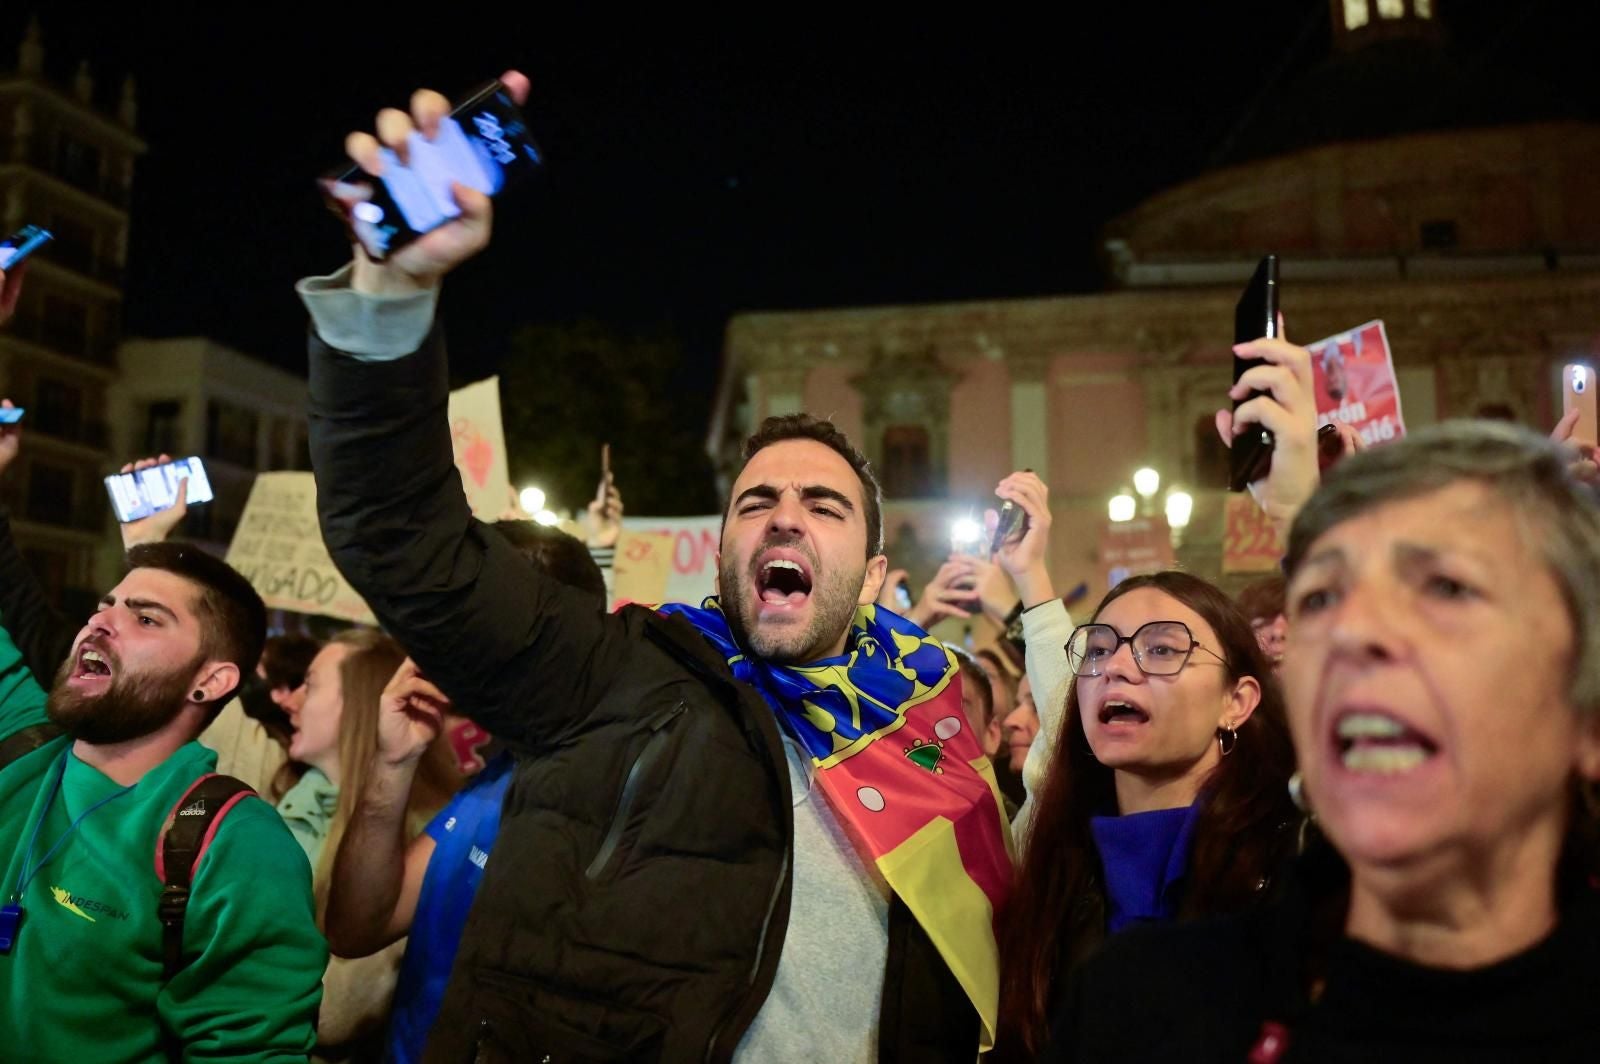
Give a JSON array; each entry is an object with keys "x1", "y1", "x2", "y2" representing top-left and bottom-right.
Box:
[{"x1": 295, "y1": 263, "x2": 439, "y2": 362}]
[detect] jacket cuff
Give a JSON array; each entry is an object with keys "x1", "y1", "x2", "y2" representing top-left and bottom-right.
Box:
[{"x1": 296, "y1": 263, "x2": 438, "y2": 361}]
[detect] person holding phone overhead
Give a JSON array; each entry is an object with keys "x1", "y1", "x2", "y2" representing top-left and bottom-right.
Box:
[{"x1": 300, "y1": 71, "x2": 1010, "y2": 1062}]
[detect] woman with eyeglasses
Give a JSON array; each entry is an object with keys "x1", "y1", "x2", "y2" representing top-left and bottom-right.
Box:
[
  {"x1": 992, "y1": 570, "x2": 1299, "y2": 1058},
  {"x1": 1045, "y1": 422, "x2": 1600, "y2": 1062}
]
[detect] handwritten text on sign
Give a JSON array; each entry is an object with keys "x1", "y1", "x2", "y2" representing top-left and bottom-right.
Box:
[
  {"x1": 224, "y1": 472, "x2": 377, "y2": 624},
  {"x1": 618, "y1": 515, "x2": 721, "y2": 606}
]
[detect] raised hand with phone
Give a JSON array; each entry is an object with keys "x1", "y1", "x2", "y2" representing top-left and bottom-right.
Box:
[
  {"x1": 585, "y1": 444, "x2": 624, "y2": 549},
  {"x1": 1215, "y1": 261, "x2": 1321, "y2": 539},
  {"x1": 336, "y1": 72, "x2": 533, "y2": 297},
  {"x1": 116, "y1": 454, "x2": 192, "y2": 548},
  {"x1": 1552, "y1": 367, "x2": 1600, "y2": 489},
  {"x1": 986, "y1": 471, "x2": 1056, "y2": 610}
]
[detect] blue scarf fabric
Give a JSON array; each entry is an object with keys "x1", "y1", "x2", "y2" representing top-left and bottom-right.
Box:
[
  {"x1": 1089, "y1": 802, "x2": 1202, "y2": 934},
  {"x1": 656, "y1": 597, "x2": 955, "y2": 764}
]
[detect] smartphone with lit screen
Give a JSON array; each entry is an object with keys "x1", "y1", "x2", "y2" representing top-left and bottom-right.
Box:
[
  {"x1": 0, "y1": 225, "x2": 52, "y2": 271},
  {"x1": 1564, "y1": 363, "x2": 1598, "y2": 451},
  {"x1": 319, "y1": 80, "x2": 543, "y2": 261},
  {"x1": 105, "y1": 457, "x2": 214, "y2": 523}
]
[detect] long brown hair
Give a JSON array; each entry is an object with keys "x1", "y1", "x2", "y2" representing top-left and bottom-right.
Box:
[
  {"x1": 311, "y1": 629, "x2": 464, "y2": 925},
  {"x1": 995, "y1": 571, "x2": 1298, "y2": 1057}
]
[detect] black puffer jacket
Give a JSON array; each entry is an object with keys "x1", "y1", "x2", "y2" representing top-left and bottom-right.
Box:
[{"x1": 307, "y1": 322, "x2": 976, "y2": 1063}]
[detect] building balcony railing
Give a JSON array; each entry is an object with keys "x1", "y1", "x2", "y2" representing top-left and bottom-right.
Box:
[
  {"x1": 21, "y1": 497, "x2": 105, "y2": 535},
  {"x1": 8, "y1": 139, "x2": 132, "y2": 209},
  {"x1": 44, "y1": 240, "x2": 125, "y2": 287},
  {"x1": 29, "y1": 416, "x2": 110, "y2": 451},
  {"x1": 5, "y1": 314, "x2": 117, "y2": 366}
]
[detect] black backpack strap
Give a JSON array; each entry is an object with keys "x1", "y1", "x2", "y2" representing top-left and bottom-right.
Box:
[
  {"x1": 157, "y1": 773, "x2": 257, "y2": 980},
  {"x1": 0, "y1": 722, "x2": 63, "y2": 772}
]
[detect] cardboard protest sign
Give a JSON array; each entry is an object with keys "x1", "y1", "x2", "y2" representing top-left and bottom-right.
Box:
[
  {"x1": 1308, "y1": 320, "x2": 1406, "y2": 447},
  {"x1": 611, "y1": 530, "x2": 676, "y2": 607},
  {"x1": 1221, "y1": 493, "x2": 1284, "y2": 573},
  {"x1": 448, "y1": 377, "x2": 513, "y2": 518},
  {"x1": 225, "y1": 472, "x2": 377, "y2": 625},
  {"x1": 618, "y1": 516, "x2": 722, "y2": 606}
]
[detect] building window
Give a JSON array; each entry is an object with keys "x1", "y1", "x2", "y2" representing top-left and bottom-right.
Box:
[
  {"x1": 1193, "y1": 414, "x2": 1231, "y2": 490},
  {"x1": 1475, "y1": 403, "x2": 1516, "y2": 422},
  {"x1": 206, "y1": 400, "x2": 259, "y2": 467},
  {"x1": 144, "y1": 400, "x2": 183, "y2": 455},
  {"x1": 1420, "y1": 219, "x2": 1458, "y2": 250},
  {"x1": 1415, "y1": 0, "x2": 1432, "y2": 16},
  {"x1": 33, "y1": 378, "x2": 83, "y2": 440},
  {"x1": 1342, "y1": 0, "x2": 1369, "y2": 30},
  {"x1": 881, "y1": 425, "x2": 933, "y2": 499},
  {"x1": 26, "y1": 461, "x2": 74, "y2": 527},
  {"x1": 53, "y1": 133, "x2": 102, "y2": 194},
  {"x1": 1375, "y1": 0, "x2": 1404, "y2": 18},
  {"x1": 47, "y1": 216, "x2": 97, "y2": 275},
  {"x1": 41, "y1": 294, "x2": 89, "y2": 358},
  {"x1": 20, "y1": 547, "x2": 67, "y2": 608}
]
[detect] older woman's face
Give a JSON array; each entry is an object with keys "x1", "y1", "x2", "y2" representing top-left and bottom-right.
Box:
[{"x1": 1283, "y1": 481, "x2": 1598, "y2": 874}]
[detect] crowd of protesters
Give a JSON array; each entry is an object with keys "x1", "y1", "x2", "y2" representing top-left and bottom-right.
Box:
[{"x1": 0, "y1": 69, "x2": 1598, "y2": 1062}]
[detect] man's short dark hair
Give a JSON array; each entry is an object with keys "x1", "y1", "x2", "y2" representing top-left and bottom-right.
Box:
[
  {"x1": 258, "y1": 634, "x2": 321, "y2": 691},
  {"x1": 125, "y1": 543, "x2": 267, "y2": 704},
  {"x1": 491, "y1": 520, "x2": 607, "y2": 604},
  {"x1": 739, "y1": 414, "x2": 884, "y2": 557}
]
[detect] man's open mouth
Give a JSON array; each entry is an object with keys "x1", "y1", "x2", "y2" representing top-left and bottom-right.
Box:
[
  {"x1": 74, "y1": 645, "x2": 114, "y2": 682},
  {"x1": 756, "y1": 555, "x2": 814, "y2": 607}
]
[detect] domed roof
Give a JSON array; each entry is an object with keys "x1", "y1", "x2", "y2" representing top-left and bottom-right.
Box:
[{"x1": 1211, "y1": 26, "x2": 1588, "y2": 168}]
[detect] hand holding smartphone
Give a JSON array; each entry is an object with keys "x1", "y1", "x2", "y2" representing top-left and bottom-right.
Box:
[
  {"x1": 1229, "y1": 256, "x2": 1279, "y2": 491},
  {"x1": 320, "y1": 79, "x2": 543, "y2": 262},
  {"x1": 105, "y1": 457, "x2": 214, "y2": 524},
  {"x1": 0, "y1": 225, "x2": 52, "y2": 272},
  {"x1": 1563, "y1": 364, "x2": 1597, "y2": 451}
]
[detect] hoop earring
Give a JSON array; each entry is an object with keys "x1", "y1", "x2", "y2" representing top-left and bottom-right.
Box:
[
  {"x1": 1216, "y1": 725, "x2": 1238, "y2": 757},
  {"x1": 1289, "y1": 770, "x2": 1316, "y2": 854}
]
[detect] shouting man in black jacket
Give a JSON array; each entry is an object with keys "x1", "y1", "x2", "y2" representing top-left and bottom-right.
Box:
[{"x1": 301, "y1": 72, "x2": 1012, "y2": 1063}]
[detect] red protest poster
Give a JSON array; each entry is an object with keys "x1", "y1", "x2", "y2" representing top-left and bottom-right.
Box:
[
  {"x1": 1099, "y1": 517, "x2": 1174, "y2": 589},
  {"x1": 1221, "y1": 494, "x2": 1283, "y2": 574},
  {"x1": 1307, "y1": 320, "x2": 1406, "y2": 446}
]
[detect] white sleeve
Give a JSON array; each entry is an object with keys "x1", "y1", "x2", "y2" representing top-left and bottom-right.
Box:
[{"x1": 1011, "y1": 598, "x2": 1075, "y2": 851}]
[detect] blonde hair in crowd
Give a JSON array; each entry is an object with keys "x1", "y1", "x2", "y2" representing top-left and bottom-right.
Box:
[{"x1": 312, "y1": 628, "x2": 464, "y2": 925}]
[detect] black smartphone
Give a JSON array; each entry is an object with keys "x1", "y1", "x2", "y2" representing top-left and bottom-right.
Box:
[
  {"x1": 0, "y1": 225, "x2": 53, "y2": 271},
  {"x1": 319, "y1": 80, "x2": 543, "y2": 261},
  {"x1": 1230, "y1": 255, "x2": 1279, "y2": 491},
  {"x1": 105, "y1": 457, "x2": 214, "y2": 524}
]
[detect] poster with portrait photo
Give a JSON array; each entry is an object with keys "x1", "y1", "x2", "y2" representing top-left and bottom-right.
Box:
[{"x1": 1308, "y1": 319, "x2": 1407, "y2": 446}]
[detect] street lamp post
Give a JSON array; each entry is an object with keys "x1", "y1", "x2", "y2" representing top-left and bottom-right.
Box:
[{"x1": 1109, "y1": 466, "x2": 1191, "y2": 548}]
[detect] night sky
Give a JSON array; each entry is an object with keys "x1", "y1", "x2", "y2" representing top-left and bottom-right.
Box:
[{"x1": 4, "y1": 4, "x2": 1595, "y2": 409}]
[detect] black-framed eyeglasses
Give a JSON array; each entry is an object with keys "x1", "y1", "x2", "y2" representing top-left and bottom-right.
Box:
[{"x1": 1065, "y1": 621, "x2": 1229, "y2": 678}]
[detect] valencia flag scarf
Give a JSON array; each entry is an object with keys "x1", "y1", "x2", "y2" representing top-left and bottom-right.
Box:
[{"x1": 657, "y1": 597, "x2": 1014, "y2": 1049}]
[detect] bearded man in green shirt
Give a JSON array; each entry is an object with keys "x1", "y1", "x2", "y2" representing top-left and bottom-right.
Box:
[{"x1": 0, "y1": 542, "x2": 326, "y2": 1061}]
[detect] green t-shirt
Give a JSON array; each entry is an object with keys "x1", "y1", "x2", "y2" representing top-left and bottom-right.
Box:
[{"x1": 0, "y1": 623, "x2": 326, "y2": 1061}]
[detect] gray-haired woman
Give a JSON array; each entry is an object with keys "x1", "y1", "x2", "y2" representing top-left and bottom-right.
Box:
[{"x1": 1047, "y1": 420, "x2": 1600, "y2": 1063}]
